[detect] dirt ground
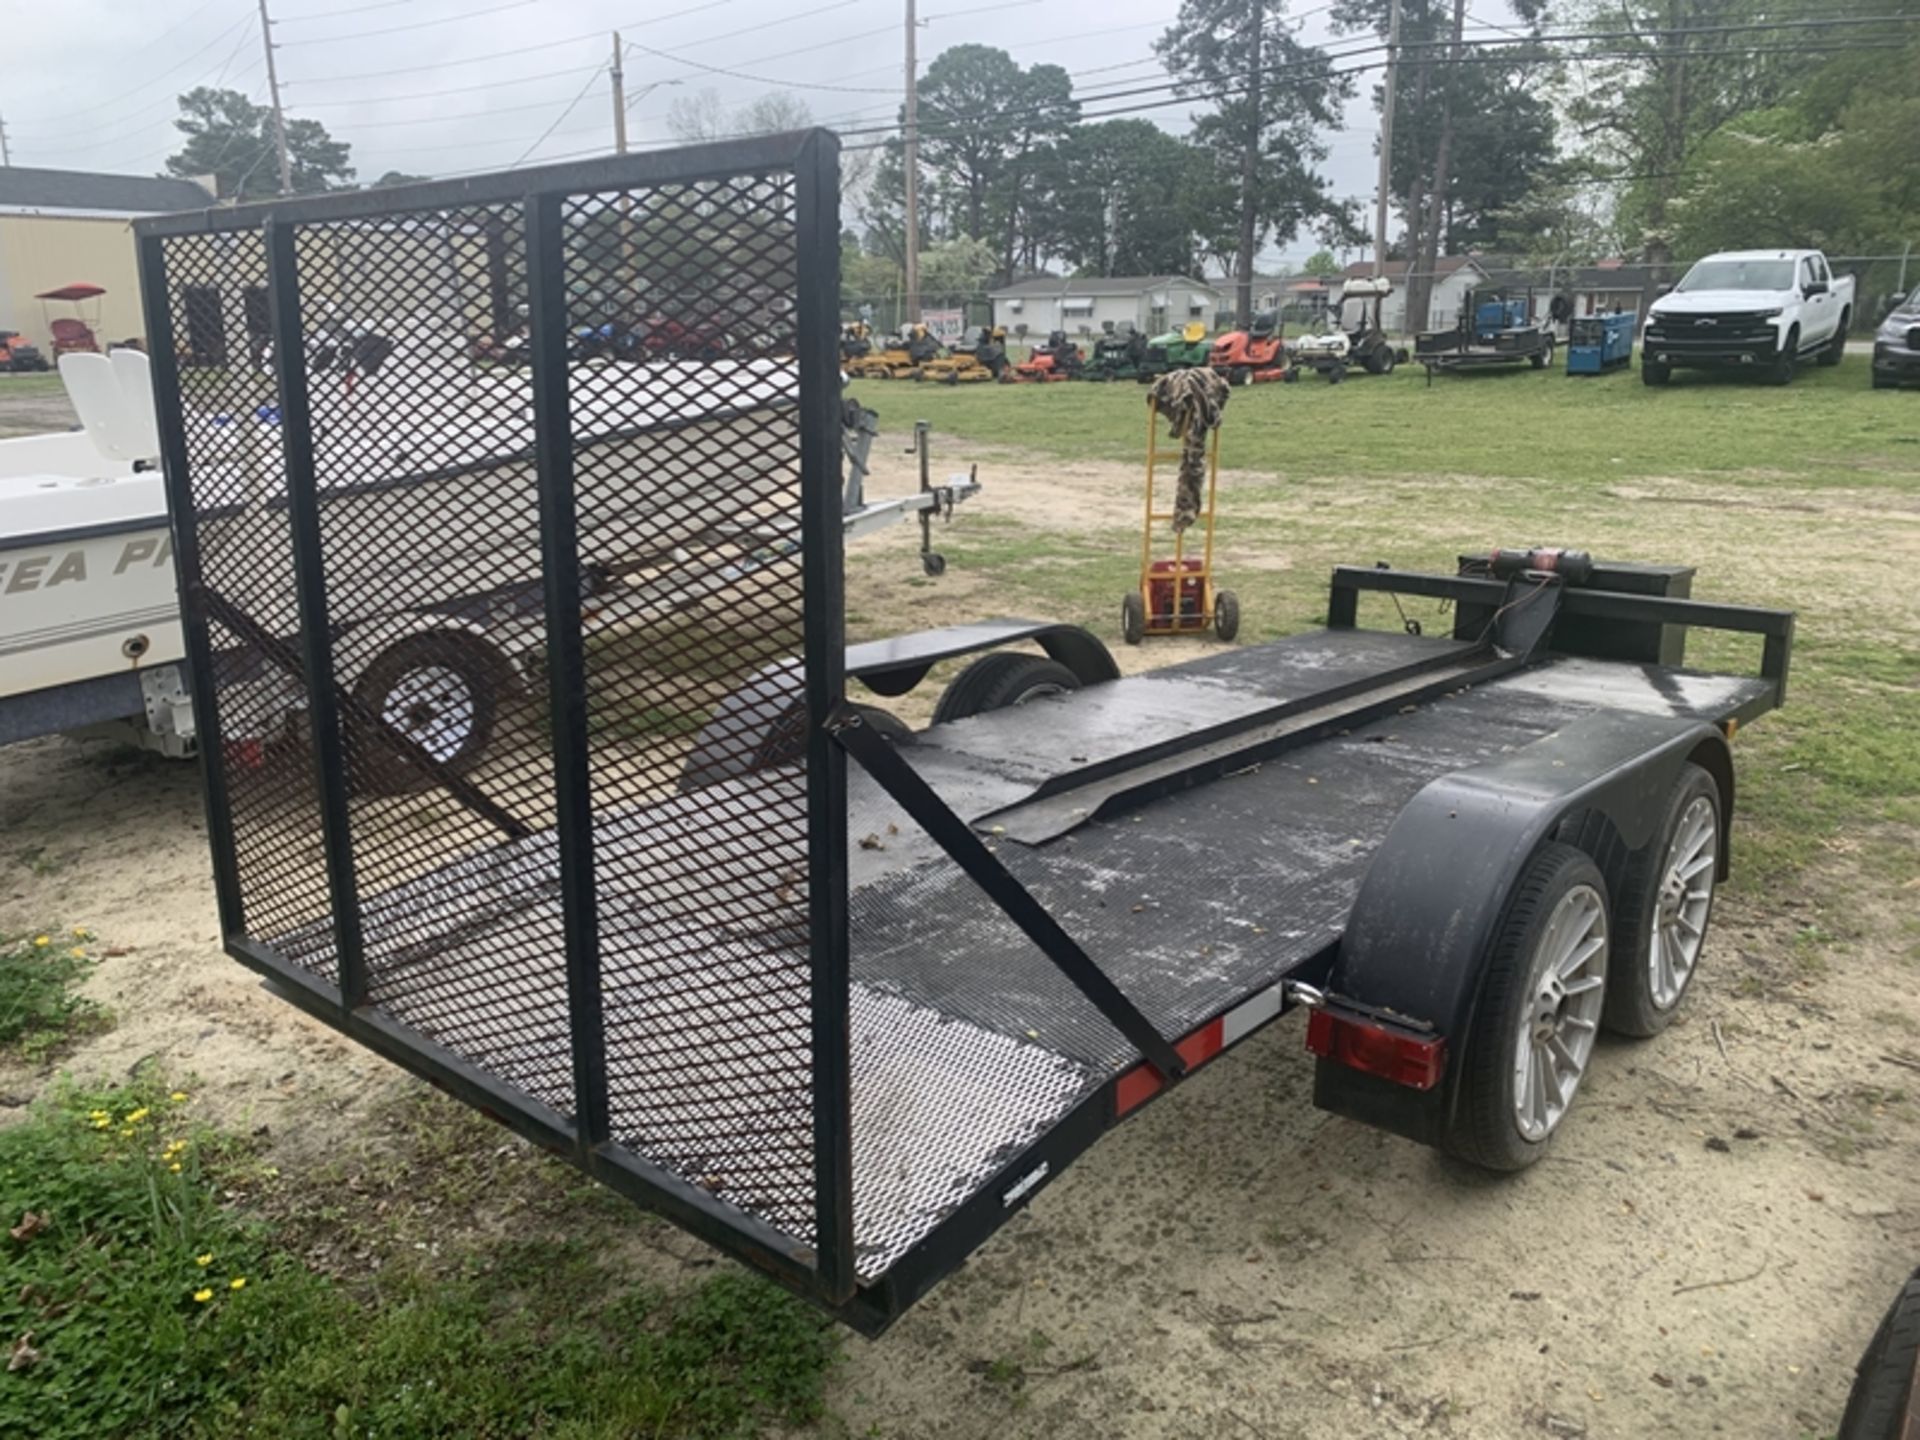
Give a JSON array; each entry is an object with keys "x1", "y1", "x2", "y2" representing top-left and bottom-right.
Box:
[{"x1": 3, "y1": 391, "x2": 1918, "y2": 1439}]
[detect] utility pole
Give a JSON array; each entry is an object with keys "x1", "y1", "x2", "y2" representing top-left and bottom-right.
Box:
[
  {"x1": 257, "y1": 0, "x2": 292, "y2": 194},
  {"x1": 1372, "y1": 0, "x2": 1402, "y2": 279},
  {"x1": 0, "y1": 115, "x2": 11, "y2": 167},
  {"x1": 610, "y1": 32, "x2": 629, "y2": 154},
  {"x1": 902, "y1": 0, "x2": 921, "y2": 328},
  {"x1": 1234, "y1": 0, "x2": 1264, "y2": 329}
]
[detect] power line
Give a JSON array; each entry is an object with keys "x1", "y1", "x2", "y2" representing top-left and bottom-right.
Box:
[
  {"x1": 281, "y1": 0, "x2": 740, "y2": 88},
  {"x1": 280, "y1": 0, "x2": 543, "y2": 46},
  {"x1": 292, "y1": 61, "x2": 603, "y2": 107},
  {"x1": 514, "y1": 61, "x2": 608, "y2": 165},
  {"x1": 50, "y1": 8, "x2": 256, "y2": 124}
]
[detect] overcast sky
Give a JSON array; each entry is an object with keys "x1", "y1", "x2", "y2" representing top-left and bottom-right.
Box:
[{"x1": 3, "y1": 0, "x2": 1442, "y2": 267}]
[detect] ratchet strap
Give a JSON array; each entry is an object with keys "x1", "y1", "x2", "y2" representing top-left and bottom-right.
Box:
[{"x1": 829, "y1": 703, "x2": 1188, "y2": 1082}]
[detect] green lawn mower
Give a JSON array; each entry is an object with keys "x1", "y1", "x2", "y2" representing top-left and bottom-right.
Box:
[{"x1": 1137, "y1": 321, "x2": 1212, "y2": 381}]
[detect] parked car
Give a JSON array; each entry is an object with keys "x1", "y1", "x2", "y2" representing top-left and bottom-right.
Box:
[
  {"x1": 1642, "y1": 249, "x2": 1855, "y2": 386},
  {"x1": 1871, "y1": 282, "x2": 1920, "y2": 390}
]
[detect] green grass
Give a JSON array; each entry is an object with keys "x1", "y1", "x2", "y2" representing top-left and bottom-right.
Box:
[
  {"x1": 0, "y1": 1079, "x2": 839, "y2": 1440},
  {"x1": 889, "y1": 357, "x2": 1914, "y2": 490},
  {"x1": 0, "y1": 928, "x2": 110, "y2": 1063},
  {"x1": 0, "y1": 372, "x2": 66, "y2": 398}
]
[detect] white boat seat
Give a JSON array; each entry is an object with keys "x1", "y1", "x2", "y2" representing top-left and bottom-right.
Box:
[
  {"x1": 110, "y1": 348, "x2": 163, "y2": 460},
  {"x1": 57, "y1": 353, "x2": 147, "y2": 465}
]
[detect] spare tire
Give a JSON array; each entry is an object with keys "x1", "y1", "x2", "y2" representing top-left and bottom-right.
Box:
[{"x1": 932, "y1": 652, "x2": 1082, "y2": 725}]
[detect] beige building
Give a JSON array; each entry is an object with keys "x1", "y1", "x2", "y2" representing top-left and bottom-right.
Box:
[{"x1": 0, "y1": 167, "x2": 215, "y2": 354}]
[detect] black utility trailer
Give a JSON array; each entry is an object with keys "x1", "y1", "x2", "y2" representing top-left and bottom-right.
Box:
[
  {"x1": 1415, "y1": 289, "x2": 1558, "y2": 383},
  {"x1": 136, "y1": 133, "x2": 1795, "y2": 1335}
]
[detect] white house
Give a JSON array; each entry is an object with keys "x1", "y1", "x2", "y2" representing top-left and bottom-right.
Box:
[
  {"x1": 989, "y1": 275, "x2": 1223, "y2": 340},
  {"x1": 1339, "y1": 257, "x2": 1489, "y2": 333}
]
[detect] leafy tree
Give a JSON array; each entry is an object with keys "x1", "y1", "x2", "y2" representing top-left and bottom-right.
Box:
[
  {"x1": 1301, "y1": 249, "x2": 1342, "y2": 278},
  {"x1": 164, "y1": 87, "x2": 353, "y2": 199},
  {"x1": 371, "y1": 171, "x2": 428, "y2": 189},
  {"x1": 1665, "y1": 39, "x2": 1920, "y2": 260},
  {"x1": 912, "y1": 45, "x2": 1079, "y2": 278},
  {"x1": 1555, "y1": 0, "x2": 1814, "y2": 259},
  {"x1": 917, "y1": 236, "x2": 999, "y2": 298},
  {"x1": 1046, "y1": 121, "x2": 1212, "y2": 276},
  {"x1": 1335, "y1": 0, "x2": 1552, "y2": 325},
  {"x1": 1157, "y1": 0, "x2": 1352, "y2": 326}
]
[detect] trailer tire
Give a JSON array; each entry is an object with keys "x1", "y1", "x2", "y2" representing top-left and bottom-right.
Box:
[
  {"x1": 348, "y1": 633, "x2": 510, "y2": 796},
  {"x1": 932, "y1": 653, "x2": 1081, "y2": 724},
  {"x1": 1213, "y1": 589, "x2": 1241, "y2": 642},
  {"x1": 1530, "y1": 338, "x2": 1555, "y2": 369},
  {"x1": 1839, "y1": 1268, "x2": 1920, "y2": 1440},
  {"x1": 1601, "y1": 764, "x2": 1720, "y2": 1038},
  {"x1": 1121, "y1": 591, "x2": 1147, "y2": 645},
  {"x1": 1444, "y1": 842, "x2": 1610, "y2": 1173}
]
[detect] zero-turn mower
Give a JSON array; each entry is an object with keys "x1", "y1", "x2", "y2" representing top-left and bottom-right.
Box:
[
  {"x1": 1209, "y1": 312, "x2": 1292, "y2": 385},
  {"x1": 846, "y1": 323, "x2": 941, "y2": 380},
  {"x1": 840, "y1": 321, "x2": 874, "y2": 366},
  {"x1": 1002, "y1": 329, "x2": 1085, "y2": 384},
  {"x1": 918, "y1": 326, "x2": 1009, "y2": 384}
]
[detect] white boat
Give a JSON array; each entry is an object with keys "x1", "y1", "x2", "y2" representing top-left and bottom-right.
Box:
[{"x1": 0, "y1": 344, "x2": 975, "y2": 765}]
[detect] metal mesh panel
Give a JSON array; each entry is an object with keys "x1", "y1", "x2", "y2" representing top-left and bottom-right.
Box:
[
  {"x1": 162, "y1": 230, "x2": 337, "y2": 979},
  {"x1": 148, "y1": 141, "x2": 846, "y2": 1272},
  {"x1": 562, "y1": 177, "x2": 819, "y2": 1239}
]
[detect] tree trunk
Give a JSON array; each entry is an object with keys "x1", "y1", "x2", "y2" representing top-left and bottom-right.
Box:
[
  {"x1": 1408, "y1": 0, "x2": 1465, "y2": 333},
  {"x1": 1236, "y1": 0, "x2": 1265, "y2": 330}
]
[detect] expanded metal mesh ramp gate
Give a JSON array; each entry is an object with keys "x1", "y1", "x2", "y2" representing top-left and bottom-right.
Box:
[{"x1": 138, "y1": 133, "x2": 876, "y2": 1304}]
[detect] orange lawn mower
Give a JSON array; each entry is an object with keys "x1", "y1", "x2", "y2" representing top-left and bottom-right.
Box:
[
  {"x1": 1208, "y1": 310, "x2": 1295, "y2": 386},
  {"x1": 1121, "y1": 368, "x2": 1240, "y2": 645},
  {"x1": 1002, "y1": 329, "x2": 1085, "y2": 383}
]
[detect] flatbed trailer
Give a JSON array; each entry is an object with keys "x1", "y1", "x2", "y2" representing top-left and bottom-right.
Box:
[{"x1": 136, "y1": 133, "x2": 1796, "y2": 1336}]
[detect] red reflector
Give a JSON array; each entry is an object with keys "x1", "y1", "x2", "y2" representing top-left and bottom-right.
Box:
[{"x1": 1305, "y1": 1009, "x2": 1446, "y2": 1091}]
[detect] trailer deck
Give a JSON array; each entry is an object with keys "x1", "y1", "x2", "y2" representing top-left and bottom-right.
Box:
[{"x1": 257, "y1": 625, "x2": 1774, "y2": 1294}]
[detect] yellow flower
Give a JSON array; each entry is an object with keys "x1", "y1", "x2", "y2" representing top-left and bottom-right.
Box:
[
  {"x1": 87, "y1": 1109, "x2": 109, "y2": 1121},
  {"x1": 69, "y1": 947, "x2": 86, "y2": 959},
  {"x1": 168, "y1": 1162, "x2": 182, "y2": 1173},
  {"x1": 91, "y1": 1117, "x2": 111, "y2": 1130},
  {"x1": 164, "y1": 1139, "x2": 187, "y2": 1157},
  {"x1": 196, "y1": 1253, "x2": 213, "y2": 1267},
  {"x1": 71, "y1": 927, "x2": 88, "y2": 938},
  {"x1": 124, "y1": 1108, "x2": 149, "y2": 1125},
  {"x1": 169, "y1": 1091, "x2": 189, "y2": 1102},
  {"x1": 32, "y1": 936, "x2": 49, "y2": 948},
  {"x1": 192, "y1": 1288, "x2": 213, "y2": 1303},
  {"x1": 229, "y1": 1277, "x2": 246, "y2": 1291}
]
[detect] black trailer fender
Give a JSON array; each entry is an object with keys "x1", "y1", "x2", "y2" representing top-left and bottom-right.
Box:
[
  {"x1": 679, "y1": 620, "x2": 1118, "y2": 789},
  {"x1": 1311, "y1": 709, "x2": 1733, "y2": 1147}
]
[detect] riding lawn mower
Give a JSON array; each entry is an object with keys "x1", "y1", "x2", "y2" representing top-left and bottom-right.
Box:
[
  {"x1": 1081, "y1": 322, "x2": 1150, "y2": 381},
  {"x1": 846, "y1": 324, "x2": 941, "y2": 380},
  {"x1": 1003, "y1": 329, "x2": 1085, "y2": 383},
  {"x1": 919, "y1": 326, "x2": 1009, "y2": 384},
  {"x1": 1210, "y1": 312, "x2": 1293, "y2": 385},
  {"x1": 1138, "y1": 321, "x2": 1212, "y2": 381}
]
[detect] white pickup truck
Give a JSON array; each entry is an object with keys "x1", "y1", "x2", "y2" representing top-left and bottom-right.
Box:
[{"x1": 1642, "y1": 248, "x2": 1854, "y2": 386}]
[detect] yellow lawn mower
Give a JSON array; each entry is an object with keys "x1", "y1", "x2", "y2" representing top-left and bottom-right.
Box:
[
  {"x1": 918, "y1": 326, "x2": 1009, "y2": 384},
  {"x1": 846, "y1": 323, "x2": 941, "y2": 380}
]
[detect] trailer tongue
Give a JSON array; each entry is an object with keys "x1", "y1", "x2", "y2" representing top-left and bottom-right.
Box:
[{"x1": 138, "y1": 132, "x2": 1794, "y2": 1334}]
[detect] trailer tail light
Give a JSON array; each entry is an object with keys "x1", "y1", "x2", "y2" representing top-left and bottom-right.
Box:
[
  {"x1": 1305, "y1": 1009, "x2": 1446, "y2": 1091},
  {"x1": 222, "y1": 738, "x2": 265, "y2": 772}
]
